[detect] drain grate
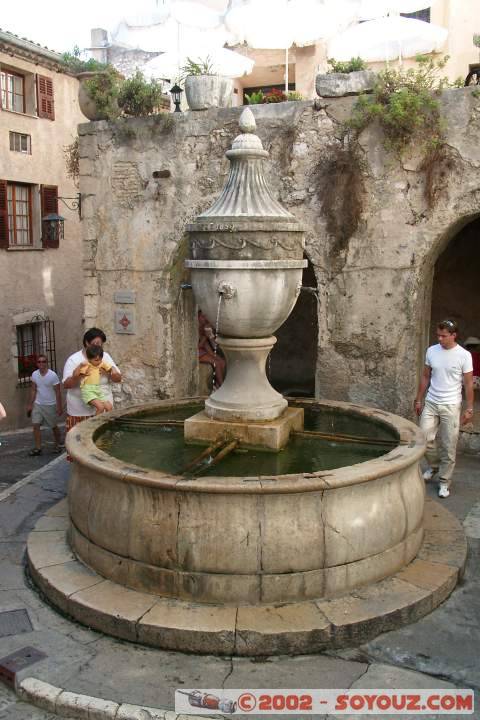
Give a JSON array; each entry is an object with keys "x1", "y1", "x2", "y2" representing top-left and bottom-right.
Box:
[
  {"x1": 0, "y1": 609, "x2": 33, "y2": 638},
  {"x1": 0, "y1": 646, "x2": 47, "y2": 687}
]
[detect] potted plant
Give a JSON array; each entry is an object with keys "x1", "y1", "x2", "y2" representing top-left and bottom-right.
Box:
[
  {"x1": 117, "y1": 71, "x2": 170, "y2": 116},
  {"x1": 316, "y1": 57, "x2": 376, "y2": 98},
  {"x1": 62, "y1": 47, "x2": 119, "y2": 121},
  {"x1": 180, "y1": 57, "x2": 233, "y2": 111}
]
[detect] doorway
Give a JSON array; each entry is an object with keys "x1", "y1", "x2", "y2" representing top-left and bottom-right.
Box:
[{"x1": 268, "y1": 258, "x2": 318, "y2": 397}]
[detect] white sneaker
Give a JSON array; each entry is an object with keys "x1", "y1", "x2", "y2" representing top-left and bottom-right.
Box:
[
  {"x1": 438, "y1": 482, "x2": 450, "y2": 498},
  {"x1": 423, "y1": 467, "x2": 437, "y2": 481}
]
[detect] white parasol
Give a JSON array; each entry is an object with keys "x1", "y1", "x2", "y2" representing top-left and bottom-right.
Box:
[
  {"x1": 145, "y1": 45, "x2": 255, "y2": 80},
  {"x1": 327, "y1": 15, "x2": 447, "y2": 63},
  {"x1": 225, "y1": 0, "x2": 357, "y2": 90}
]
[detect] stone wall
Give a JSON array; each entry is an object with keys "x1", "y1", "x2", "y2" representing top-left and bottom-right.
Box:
[{"x1": 79, "y1": 89, "x2": 480, "y2": 418}]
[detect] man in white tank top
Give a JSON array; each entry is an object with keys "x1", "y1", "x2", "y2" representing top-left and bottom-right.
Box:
[{"x1": 415, "y1": 320, "x2": 474, "y2": 498}]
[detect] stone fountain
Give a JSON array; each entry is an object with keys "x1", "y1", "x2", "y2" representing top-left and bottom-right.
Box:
[
  {"x1": 26, "y1": 109, "x2": 466, "y2": 657},
  {"x1": 184, "y1": 107, "x2": 305, "y2": 449}
]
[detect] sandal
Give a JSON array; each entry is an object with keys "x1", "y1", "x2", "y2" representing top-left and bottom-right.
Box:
[{"x1": 28, "y1": 448, "x2": 42, "y2": 456}]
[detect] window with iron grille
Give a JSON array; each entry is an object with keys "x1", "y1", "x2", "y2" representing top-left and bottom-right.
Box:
[
  {"x1": 0, "y1": 69, "x2": 25, "y2": 113},
  {"x1": 9, "y1": 131, "x2": 31, "y2": 154},
  {"x1": 401, "y1": 9, "x2": 430, "y2": 22},
  {"x1": 16, "y1": 317, "x2": 56, "y2": 386}
]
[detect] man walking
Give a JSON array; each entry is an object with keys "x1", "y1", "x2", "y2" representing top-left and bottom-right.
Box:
[
  {"x1": 27, "y1": 355, "x2": 63, "y2": 455},
  {"x1": 415, "y1": 319, "x2": 474, "y2": 498}
]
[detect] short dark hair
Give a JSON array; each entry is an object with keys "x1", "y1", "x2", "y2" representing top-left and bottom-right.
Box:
[
  {"x1": 86, "y1": 345, "x2": 104, "y2": 361},
  {"x1": 83, "y1": 327, "x2": 106, "y2": 347},
  {"x1": 438, "y1": 319, "x2": 458, "y2": 334}
]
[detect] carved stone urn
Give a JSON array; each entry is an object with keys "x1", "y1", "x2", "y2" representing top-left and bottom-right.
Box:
[{"x1": 185, "y1": 108, "x2": 306, "y2": 440}]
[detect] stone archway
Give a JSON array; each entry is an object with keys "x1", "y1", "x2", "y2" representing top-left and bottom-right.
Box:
[
  {"x1": 268, "y1": 257, "x2": 318, "y2": 397},
  {"x1": 430, "y1": 216, "x2": 480, "y2": 345},
  {"x1": 429, "y1": 216, "x2": 480, "y2": 439}
]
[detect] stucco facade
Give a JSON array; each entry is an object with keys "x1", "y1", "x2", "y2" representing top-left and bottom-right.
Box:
[
  {"x1": 0, "y1": 32, "x2": 86, "y2": 429},
  {"x1": 78, "y1": 89, "x2": 480, "y2": 420}
]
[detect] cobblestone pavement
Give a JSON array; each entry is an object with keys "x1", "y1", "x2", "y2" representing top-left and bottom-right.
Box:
[{"x1": 0, "y1": 426, "x2": 66, "y2": 492}]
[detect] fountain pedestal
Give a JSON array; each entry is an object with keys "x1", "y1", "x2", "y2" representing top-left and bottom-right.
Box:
[
  {"x1": 186, "y1": 335, "x2": 303, "y2": 449},
  {"x1": 185, "y1": 408, "x2": 304, "y2": 450}
]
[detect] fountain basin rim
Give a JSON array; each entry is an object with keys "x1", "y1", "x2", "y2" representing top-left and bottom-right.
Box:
[
  {"x1": 185, "y1": 259, "x2": 308, "y2": 269},
  {"x1": 65, "y1": 398, "x2": 426, "y2": 495}
]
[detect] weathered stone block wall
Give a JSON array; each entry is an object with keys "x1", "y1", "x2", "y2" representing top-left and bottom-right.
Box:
[{"x1": 79, "y1": 89, "x2": 480, "y2": 418}]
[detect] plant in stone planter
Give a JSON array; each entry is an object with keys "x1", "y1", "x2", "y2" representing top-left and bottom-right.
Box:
[
  {"x1": 245, "y1": 89, "x2": 264, "y2": 105},
  {"x1": 316, "y1": 56, "x2": 375, "y2": 97},
  {"x1": 117, "y1": 71, "x2": 169, "y2": 116},
  {"x1": 180, "y1": 56, "x2": 233, "y2": 111},
  {"x1": 326, "y1": 57, "x2": 367, "y2": 74},
  {"x1": 80, "y1": 66, "x2": 123, "y2": 121},
  {"x1": 263, "y1": 88, "x2": 287, "y2": 103}
]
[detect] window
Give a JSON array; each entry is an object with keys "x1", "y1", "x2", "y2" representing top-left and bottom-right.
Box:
[
  {"x1": 16, "y1": 317, "x2": 57, "y2": 385},
  {"x1": 7, "y1": 183, "x2": 32, "y2": 246},
  {"x1": 0, "y1": 181, "x2": 59, "y2": 249},
  {"x1": 401, "y1": 9, "x2": 430, "y2": 22},
  {"x1": 0, "y1": 69, "x2": 25, "y2": 113},
  {"x1": 9, "y1": 131, "x2": 31, "y2": 154}
]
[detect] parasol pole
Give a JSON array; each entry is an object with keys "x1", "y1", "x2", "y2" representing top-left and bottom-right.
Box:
[{"x1": 285, "y1": 46, "x2": 289, "y2": 92}]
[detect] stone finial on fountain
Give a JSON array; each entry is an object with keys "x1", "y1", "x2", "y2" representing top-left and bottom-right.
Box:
[{"x1": 239, "y1": 107, "x2": 256, "y2": 133}]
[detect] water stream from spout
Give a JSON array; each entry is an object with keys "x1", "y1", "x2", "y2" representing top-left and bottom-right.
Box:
[{"x1": 212, "y1": 293, "x2": 223, "y2": 391}]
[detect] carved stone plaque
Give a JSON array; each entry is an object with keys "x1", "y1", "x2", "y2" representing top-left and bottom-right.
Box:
[
  {"x1": 114, "y1": 290, "x2": 136, "y2": 304},
  {"x1": 115, "y1": 309, "x2": 135, "y2": 334}
]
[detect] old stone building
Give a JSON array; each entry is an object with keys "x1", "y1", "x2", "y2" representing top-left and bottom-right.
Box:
[
  {"x1": 78, "y1": 89, "x2": 480, "y2": 427},
  {"x1": 0, "y1": 31, "x2": 86, "y2": 429}
]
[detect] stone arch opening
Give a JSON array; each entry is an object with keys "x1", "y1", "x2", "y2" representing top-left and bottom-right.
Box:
[
  {"x1": 430, "y1": 216, "x2": 480, "y2": 345},
  {"x1": 268, "y1": 256, "x2": 318, "y2": 397},
  {"x1": 429, "y1": 215, "x2": 480, "y2": 429}
]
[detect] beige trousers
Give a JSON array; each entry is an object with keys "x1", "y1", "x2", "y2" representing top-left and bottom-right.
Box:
[{"x1": 420, "y1": 400, "x2": 461, "y2": 486}]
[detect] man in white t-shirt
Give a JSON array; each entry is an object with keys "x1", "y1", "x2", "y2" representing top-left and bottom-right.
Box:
[
  {"x1": 27, "y1": 355, "x2": 63, "y2": 455},
  {"x1": 415, "y1": 319, "x2": 474, "y2": 498},
  {"x1": 63, "y1": 328, "x2": 121, "y2": 439}
]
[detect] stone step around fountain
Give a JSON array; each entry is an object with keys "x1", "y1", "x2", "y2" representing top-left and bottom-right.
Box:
[{"x1": 27, "y1": 498, "x2": 466, "y2": 656}]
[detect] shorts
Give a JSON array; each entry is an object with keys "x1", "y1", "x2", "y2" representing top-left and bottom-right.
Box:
[
  {"x1": 32, "y1": 404, "x2": 58, "y2": 428},
  {"x1": 81, "y1": 384, "x2": 107, "y2": 405}
]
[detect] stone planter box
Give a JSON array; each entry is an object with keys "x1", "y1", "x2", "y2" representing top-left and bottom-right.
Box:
[
  {"x1": 77, "y1": 71, "x2": 118, "y2": 121},
  {"x1": 185, "y1": 74, "x2": 233, "y2": 110},
  {"x1": 316, "y1": 70, "x2": 376, "y2": 98}
]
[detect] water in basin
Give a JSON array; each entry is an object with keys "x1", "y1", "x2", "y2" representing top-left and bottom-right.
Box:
[{"x1": 95, "y1": 402, "x2": 398, "y2": 477}]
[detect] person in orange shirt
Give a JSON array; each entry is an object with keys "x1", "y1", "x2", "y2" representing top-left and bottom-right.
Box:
[{"x1": 73, "y1": 345, "x2": 114, "y2": 415}]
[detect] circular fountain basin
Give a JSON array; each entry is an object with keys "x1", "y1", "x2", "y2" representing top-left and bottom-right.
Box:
[{"x1": 65, "y1": 399, "x2": 425, "y2": 606}]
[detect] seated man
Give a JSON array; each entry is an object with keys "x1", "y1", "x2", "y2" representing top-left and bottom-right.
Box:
[{"x1": 198, "y1": 310, "x2": 225, "y2": 389}]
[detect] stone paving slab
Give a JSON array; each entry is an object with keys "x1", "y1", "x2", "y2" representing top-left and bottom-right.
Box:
[{"x1": 0, "y1": 454, "x2": 479, "y2": 718}]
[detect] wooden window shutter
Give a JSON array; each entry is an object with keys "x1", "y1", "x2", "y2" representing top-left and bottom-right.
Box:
[
  {"x1": 41, "y1": 185, "x2": 59, "y2": 248},
  {"x1": 0, "y1": 180, "x2": 9, "y2": 249},
  {"x1": 36, "y1": 74, "x2": 55, "y2": 120}
]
